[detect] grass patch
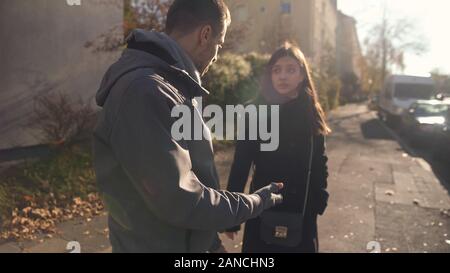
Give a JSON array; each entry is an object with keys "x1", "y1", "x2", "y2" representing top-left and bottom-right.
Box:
[{"x1": 0, "y1": 143, "x2": 101, "y2": 240}]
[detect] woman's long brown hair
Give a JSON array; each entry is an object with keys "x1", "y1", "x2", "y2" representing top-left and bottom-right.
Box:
[{"x1": 262, "y1": 42, "x2": 332, "y2": 136}]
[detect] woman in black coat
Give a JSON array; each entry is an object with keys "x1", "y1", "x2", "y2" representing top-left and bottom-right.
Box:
[{"x1": 224, "y1": 43, "x2": 330, "y2": 253}]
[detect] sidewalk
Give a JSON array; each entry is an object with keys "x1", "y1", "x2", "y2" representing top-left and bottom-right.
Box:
[
  {"x1": 0, "y1": 213, "x2": 110, "y2": 253},
  {"x1": 220, "y1": 104, "x2": 450, "y2": 253},
  {"x1": 1, "y1": 103, "x2": 449, "y2": 253},
  {"x1": 317, "y1": 104, "x2": 450, "y2": 252}
]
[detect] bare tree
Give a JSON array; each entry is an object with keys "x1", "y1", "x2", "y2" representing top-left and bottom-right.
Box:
[
  {"x1": 361, "y1": 41, "x2": 384, "y2": 94},
  {"x1": 84, "y1": 0, "x2": 172, "y2": 53},
  {"x1": 27, "y1": 93, "x2": 96, "y2": 146},
  {"x1": 431, "y1": 69, "x2": 450, "y2": 94},
  {"x1": 124, "y1": 0, "x2": 172, "y2": 38},
  {"x1": 364, "y1": 5, "x2": 428, "y2": 88}
]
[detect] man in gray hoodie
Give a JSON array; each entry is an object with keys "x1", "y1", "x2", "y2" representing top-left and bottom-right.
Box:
[{"x1": 93, "y1": 0, "x2": 283, "y2": 253}]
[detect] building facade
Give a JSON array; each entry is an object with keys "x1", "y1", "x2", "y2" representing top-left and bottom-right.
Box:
[
  {"x1": 337, "y1": 11, "x2": 363, "y2": 79},
  {"x1": 337, "y1": 11, "x2": 365, "y2": 100},
  {"x1": 225, "y1": 0, "x2": 339, "y2": 68},
  {"x1": 225, "y1": 0, "x2": 365, "y2": 99},
  {"x1": 0, "y1": 0, "x2": 123, "y2": 150}
]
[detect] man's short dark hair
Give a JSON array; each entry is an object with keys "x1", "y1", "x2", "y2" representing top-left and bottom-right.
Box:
[{"x1": 165, "y1": 0, "x2": 231, "y2": 36}]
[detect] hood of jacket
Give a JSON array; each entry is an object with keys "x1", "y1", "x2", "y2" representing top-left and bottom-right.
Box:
[{"x1": 96, "y1": 29, "x2": 208, "y2": 107}]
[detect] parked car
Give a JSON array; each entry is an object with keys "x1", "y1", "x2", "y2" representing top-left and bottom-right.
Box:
[
  {"x1": 378, "y1": 75, "x2": 436, "y2": 127},
  {"x1": 400, "y1": 100, "x2": 449, "y2": 146},
  {"x1": 433, "y1": 108, "x2": 450, "y2": 161}
]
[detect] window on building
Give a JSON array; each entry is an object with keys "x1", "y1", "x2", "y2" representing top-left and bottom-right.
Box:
[{"x1": 280, "y1": 2, "x2": 291, "y2": 14}]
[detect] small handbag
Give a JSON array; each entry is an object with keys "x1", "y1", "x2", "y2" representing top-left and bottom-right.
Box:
[{"x1": 259, "y1": 136, "x2": 314, "y2": 247}]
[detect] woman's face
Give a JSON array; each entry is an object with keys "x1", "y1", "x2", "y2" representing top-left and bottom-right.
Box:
[{"x1": 271, "y1": 56, "x2": 305, "y2": 98}]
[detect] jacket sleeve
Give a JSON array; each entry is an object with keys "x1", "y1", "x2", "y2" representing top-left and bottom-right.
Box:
[
  {"x1": 225, "y1": 129, "x2": 258, "y2": 232},
  {"x1": 109, "y1": 77, "x2": 265, "y2": 231},
  {"x1": 310, "y1": 134, "x2": 329, "y2": 215}
]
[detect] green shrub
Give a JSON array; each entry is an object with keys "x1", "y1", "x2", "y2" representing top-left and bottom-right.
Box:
[
  {"x1": 313, "y1": 71, "x2": 342, "y2": 112},
  {"x1": 203, "y1": 53, "x2": 251, "y2": 106},
  {"x1": 244, "y1": 52, "x2": 270, "y2": 80},
  {"x1": 203, "y1": 52, "x2": 270, "y2": 106},
  {"x1": 234, "y1": 52, "x2": 270, "y2": 104}
]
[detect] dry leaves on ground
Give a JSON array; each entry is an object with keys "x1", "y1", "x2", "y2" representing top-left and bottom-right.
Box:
[{"x1": 0, "y1": 193, "x2": 103, "y2": 241}]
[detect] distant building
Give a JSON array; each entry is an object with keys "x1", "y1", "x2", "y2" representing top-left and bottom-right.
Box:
[
  {"x1": 225, "y1": 0, "x2": 367, "y2": 102},
  {"x1": 337, "y1": 11, "x2": 364, "y2": 100},
  {"x1": 0, "y1": 0, "x2": 123, "y2": 150},
  {"x1": 225, "y1": 0, "x2": 338, "y2": 68}
]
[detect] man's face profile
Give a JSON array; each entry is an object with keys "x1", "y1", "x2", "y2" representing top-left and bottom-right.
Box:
[{"x1": 198, "y1": 24, "x2": 227, "y2": 77}]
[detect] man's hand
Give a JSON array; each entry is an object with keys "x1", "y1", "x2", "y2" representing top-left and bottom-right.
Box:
[
  {"x1": 253, "y1": 182, "x2": 284, "y2": 210},
  {"x1": 224, "y1": 231, "x2": 238, "y2": 240}
]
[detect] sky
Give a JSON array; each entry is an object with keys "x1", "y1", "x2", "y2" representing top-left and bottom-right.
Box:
[{"x1": 338, "y1": 0, "x2": 450, "y2": 76}]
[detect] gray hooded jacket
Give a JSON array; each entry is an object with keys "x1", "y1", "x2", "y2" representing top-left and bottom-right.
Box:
[{"x1": 93, "y1": 30, "x2": 268, "y2": 252}]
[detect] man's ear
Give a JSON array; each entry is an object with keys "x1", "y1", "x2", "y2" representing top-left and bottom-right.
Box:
[{"x1": 199, "y1": 25, "x2": 213, "y2": 46}]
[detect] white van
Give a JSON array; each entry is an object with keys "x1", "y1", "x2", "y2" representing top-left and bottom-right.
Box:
[{"x1": 378, "y1": 75, "x2": 436, "y2": 126}]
